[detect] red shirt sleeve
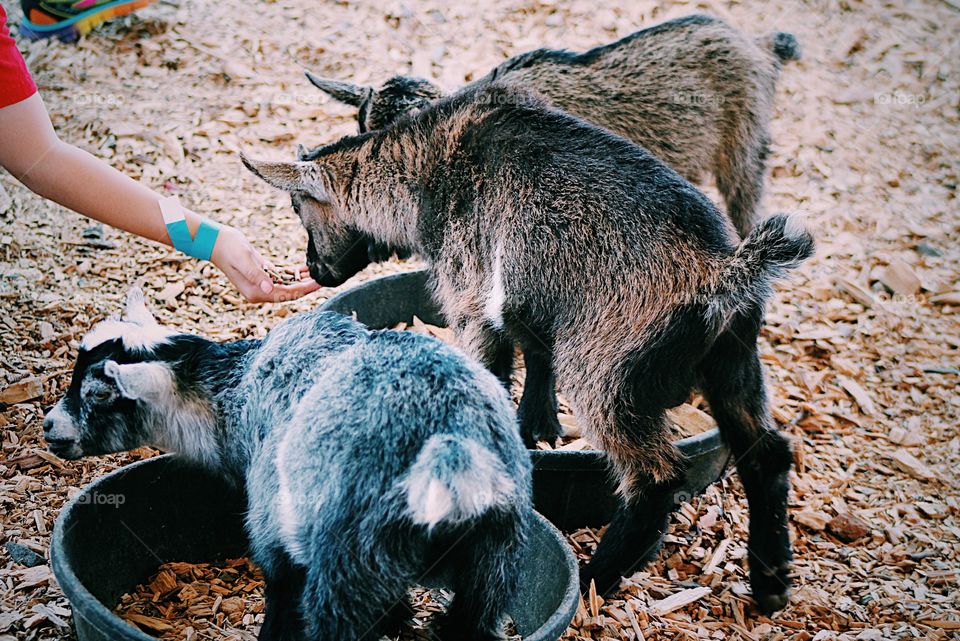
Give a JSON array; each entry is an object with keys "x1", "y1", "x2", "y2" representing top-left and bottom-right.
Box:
[{"x1": 0, "y1": 5, "x2": 38, "y2": 109}]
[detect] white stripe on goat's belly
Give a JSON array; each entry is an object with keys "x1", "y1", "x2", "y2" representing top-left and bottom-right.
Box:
[
  {"x1": 483, "y1": 242, "x2": 506, "y2": 328},
  {"x1": 275, "y1": 430, "x2": 307, "y2": 562}
]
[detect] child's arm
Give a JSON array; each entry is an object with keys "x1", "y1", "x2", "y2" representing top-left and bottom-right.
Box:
[{"x1": 0, "y1": 93, "x2": 321, "y2": 303}]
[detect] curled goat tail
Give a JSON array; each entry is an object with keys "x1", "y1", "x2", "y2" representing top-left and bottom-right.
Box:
[
  {"x1": 757, "y1": 31, "x2": 802, "y2": 63},
  {"x1": 705, "y1": 213, "x2": 815, "y2": 330},
  {"x1": 401, "y1": 435, "x2": 518, "y2": 530},
  {"x1": 731, "y1": 213, "x2": 815, "y2": 280}
]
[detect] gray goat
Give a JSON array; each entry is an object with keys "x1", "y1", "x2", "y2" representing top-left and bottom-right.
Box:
[
  {"x1": 305, "y1": 13, "x2": 801, "y2": 237},
  {"x1": 243, "y1": 83, "x2": 814, "y2": 613},
  {"x1": 44, "y1": 290, "x2": 532, "y2": 641}
]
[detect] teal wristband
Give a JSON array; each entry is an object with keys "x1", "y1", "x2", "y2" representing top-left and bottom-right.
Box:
[
  {"x1": 165, "y1": 218, "x2": 193, "y2": 249},
  {"x1": 159, "y1": 196, "x2": 221, "y2": 261},
  {"x1": 190, "y1": 218, "x2": 221, "y2": 261}
]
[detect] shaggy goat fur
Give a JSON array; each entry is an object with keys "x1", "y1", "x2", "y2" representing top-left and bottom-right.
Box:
[
  {"x1": 243, "y1": 83, "x2": 814, "y2": 613},
  {"x1": 303, "y1": 13, "x2": 802, "y2": 450},
  {"x1": 305, "y1": 13, "x2": 801, "y2": 236},
  {"x1": 45, "y1": 290, "x2": 532, "y2": 641}
]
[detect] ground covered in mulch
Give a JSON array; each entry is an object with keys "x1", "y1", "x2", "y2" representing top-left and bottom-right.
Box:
[{"x1": 1, "y1": 0, "x2": 958, "y2": 639}]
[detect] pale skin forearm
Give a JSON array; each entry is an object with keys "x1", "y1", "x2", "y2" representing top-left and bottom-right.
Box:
[
  {"x1": 1, "y1": 94, "x2": 201, "y2": 244},
  {"x1": 0, "y1": 94, "x2": 320, "y2": 303}
]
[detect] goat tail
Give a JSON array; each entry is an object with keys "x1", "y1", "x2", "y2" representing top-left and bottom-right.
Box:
[
  {"x1": 400, "y1": 434, "x2": 517, "y2": 529},
  {"x1": 733, "y1": 213, "x2": 815, "y2": 280},
  {"x1": 758, "y1": 31, "x2": 802, "y2": 63},
  {"x1": 706, "y1": 214, "x2": 814, "y2": 328}
]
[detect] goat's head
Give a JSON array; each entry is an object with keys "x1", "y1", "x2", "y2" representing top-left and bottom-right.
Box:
[
  {"x1": 305, "y1": 71, "x2": 441, "y2": 132},
  {"x1": 44, "y1": 289, "x2": 185, "y2": 460},
  {"x1": 241, "y1": 153, "x2": 372, "y2": 287}
]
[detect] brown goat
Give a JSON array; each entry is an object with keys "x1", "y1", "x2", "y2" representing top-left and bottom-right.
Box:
[
  {"x1": 306, "y1": 14, "x2": 801, "y2": 236},
  {"x1": 243, "y1": 84, "x2": 813, "y2": 613},
  {"x1": 304, "y1": 14, "x2": 803, "y2": 449}
]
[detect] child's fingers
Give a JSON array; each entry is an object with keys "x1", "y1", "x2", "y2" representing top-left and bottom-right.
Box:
[
  {"x1": 241, "y1": 261, "x2": 275, "y2": 295},
  {"x1": 271, "y1": 278, "x2": 322, "y2": 302},
  {"x1": 264, "y1": 264, "x2": 316, "y2": 284},
  {"x1": 290, "y1": 264, "x2": 311, "y2": 280}
]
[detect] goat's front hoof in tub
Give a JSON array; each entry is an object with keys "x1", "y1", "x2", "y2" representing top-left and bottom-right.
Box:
[{"x1": 518, "y1": 407, "x2": 563, "y2": 448}]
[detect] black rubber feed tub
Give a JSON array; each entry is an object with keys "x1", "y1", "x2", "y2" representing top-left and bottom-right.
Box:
[
  {"x1": 320, "y1": 269, "x2": 731, "y2": 531},
  {"x1": 51, "y1": 456, "x2": 579, "y2": 641}
]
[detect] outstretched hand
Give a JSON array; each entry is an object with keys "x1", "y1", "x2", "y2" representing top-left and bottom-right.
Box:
[{"x1": 211, "y1": 226, "x2": 321, "y2": 303}]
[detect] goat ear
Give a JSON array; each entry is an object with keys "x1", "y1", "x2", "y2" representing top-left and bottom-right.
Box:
[
  {"x1": 241, "y1": 154, "x2": 303, "y2": 190},
  {"x1": 241, "y1": 154, "x2": 329, "y2": 200},
  {"x1": 304, "y1": 71, "x2": 369, "y2": 106},
  {"x1": 124, "y1": 287, "x2": 157, "y2": 325},
  {"x1": 103, "y1": 360, "x2": 173, "y2": 402}
]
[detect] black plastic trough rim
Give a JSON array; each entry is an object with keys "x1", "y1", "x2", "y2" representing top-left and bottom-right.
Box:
[
  {"x1": 522, "y1": 511, "x2": 581, "y2": 641},
  {"x1": 320, "y1": 269, "x2": 727, "y2": 463},
  {"x1": 50, "y1": 456, "x2": 581, "y2": 641},
  {"x1": 528, "y1": 426, "x2": 723, "y2": 468},
  {"x1": 51, "y1": 457, "x2": 158, "y2": 641}
]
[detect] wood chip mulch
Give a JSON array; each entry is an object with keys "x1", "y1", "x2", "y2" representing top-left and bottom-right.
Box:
[
  {"x1": 115, "y1": 564, "x2": 520, "y2": 641},
  {"x1": 114, "y1": 559, "x2": 264, "y2": 641},
  {"x1": 1, "y1": 0, "x2": 958, "y2": 640}
]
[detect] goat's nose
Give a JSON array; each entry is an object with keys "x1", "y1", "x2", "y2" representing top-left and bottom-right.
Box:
[
  {"x1": 43, "y1": 403, "x2": 76, "y2": 439},
  {"x1": 309, "y1": 262, "x2": 333, "y2": 285}
]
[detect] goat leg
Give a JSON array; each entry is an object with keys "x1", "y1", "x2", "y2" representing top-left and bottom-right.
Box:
[
  {"x1": 699, "y1": 312, "x2": 793, "y2": 613},
  {"x1": 258, "y1": 551, "x2": 307, "y2": 641},
  {"x1": 516, "y1": 346, "x2": 562, "y2": 447},
  {"x1": 580, "y1": 476, "x2": 684, "y2": 596}
]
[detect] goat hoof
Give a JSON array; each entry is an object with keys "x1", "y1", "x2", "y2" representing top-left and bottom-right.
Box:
[
  {"x1": 518, "y1": 411, "x2": 563, "y2": 448},
  {"x1": 366, "y1": 242, "x2": 391, "y2": 263},
  {"x1": 754, "y1": 589, "x2": 790, "y2": 614},
  {"x1": 578, "y1": 564, "x2": 623, "y2": 597},
  {"x1": 750, "y1": 562, "x2": 792, "y2": 614}
]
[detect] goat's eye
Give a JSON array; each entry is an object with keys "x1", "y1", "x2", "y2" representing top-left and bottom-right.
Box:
[{"x1": 92, "y1": 389, "x2": 112, "y2": 403}]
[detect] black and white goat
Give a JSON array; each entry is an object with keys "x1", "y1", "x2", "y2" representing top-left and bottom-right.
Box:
[
  {"x1": 44, "y1": 289, "x2": 532, "y2": 641},
  {"x1": 243, "y1": 83, "x2": 815, "y2": 613}
]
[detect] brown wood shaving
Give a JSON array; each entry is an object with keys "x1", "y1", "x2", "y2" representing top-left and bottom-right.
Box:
[{"x1": 2, "y1": 1, "x2": 958, "y2": 640}]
